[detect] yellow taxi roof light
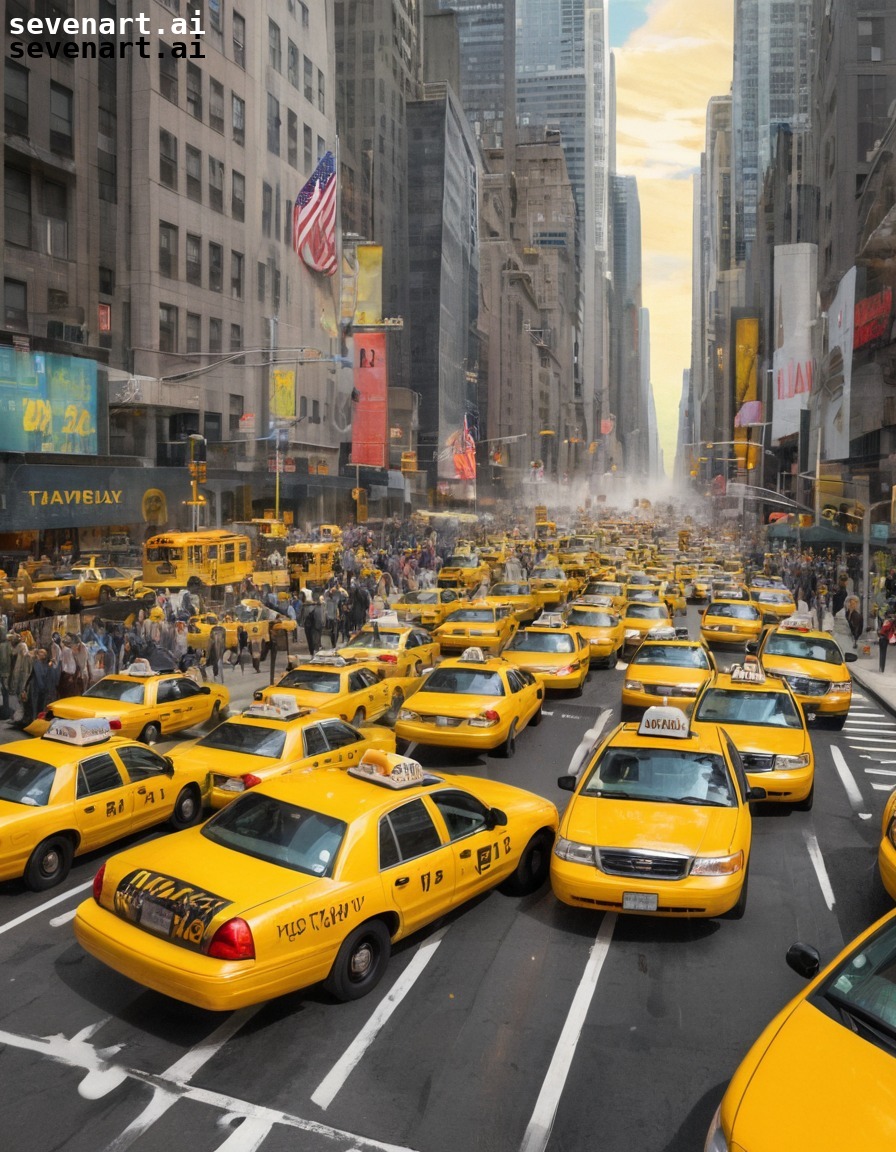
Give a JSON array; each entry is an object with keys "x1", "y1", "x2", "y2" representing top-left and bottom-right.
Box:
[
  {"x1": 124, "y1": 659, "x2": 155, "y2": 677},
  {"x1": 646, "y1": 626, "x2": 677, "y2": 641},
  {"x1": 729, "y1": 661, "x2": 766, "y2": 684},
  {"x1": 244, "y1": 696, "x2": 306, "y2": 720},
  {"x1": 44, "y1": 717, "x2": 116, "y2": 745},
  {"x1": 310, "y1": 653, "x2": 350, "y2": 667},
  {"x1": 350, "y1": 749, "x2": 426, "y2": 789},
  {"x1": 637, "y1": 706, "x2": 691, "y2": 739},
  {"x1": 536, "y1": 612, "x2": 566, "y2": 628},
  {"x1": 579, "y1": 594, "x2": 614, "y2": 608},
  {"x1": 779, "y1": 614, "x2": 814, "y2": 632},
  {"x1": 459, "y1": 646, "x2": 488, "y2": 663}
]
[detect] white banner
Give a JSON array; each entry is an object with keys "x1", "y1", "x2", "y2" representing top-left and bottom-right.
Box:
[
  {"x1": 823, "y1": 266, "x2": 856, "y2": 461},
  {"x1": 771, "y1": 244, "x2": 817, "y2": 443}
]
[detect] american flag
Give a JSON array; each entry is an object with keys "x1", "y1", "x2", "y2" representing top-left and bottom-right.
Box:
[{"x1": 293, "y1": 151, "x2": 338, "y2": 276}]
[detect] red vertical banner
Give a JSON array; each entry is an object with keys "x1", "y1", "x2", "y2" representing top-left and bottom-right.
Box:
[{"x1": 350, "y1": 332, "x2": 387, "y2": 467}]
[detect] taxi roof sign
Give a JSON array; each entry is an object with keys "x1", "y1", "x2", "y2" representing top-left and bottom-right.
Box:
[
  {"x1": 578, "y1": 594, "x2": 614, "y2": 608},
  {"x1": 350, "y1": 749, "x2": 426, "y2": 789},
  {"x1": 309, "y1": 653, "x2": 349, "y2": 667},
  {"x1": 244, "y1": 695, "x2": 306, "y2": 720},
  {"x1": 729, "y1": 660, "x2": 766, "y2": 684},
  {"x1": 459, "y1": 646, "x2": 488, "y2": 663},
  {"x1": 535, "y1": 612, "x2": 566, "y2": 628},
  {"x1": 645, "y1": 626, "x2": 677, "y2": 641},
  {"x1": 124, "y1": 659, "x2": 155, "y2": 677},
  {"x1": 44, "y1": 717, "x2": 114, "y2": 745},
  {"x1": 779, "y1": 614, "x2": 814, "y2": 632},
  {"x1": 637, "y1": 706, "x2": 691, "y2": 739}
]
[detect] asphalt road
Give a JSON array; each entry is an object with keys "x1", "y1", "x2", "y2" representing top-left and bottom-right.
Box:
[{"x1": 0, "y1": 605, "x2": 892, "y2": 1152}]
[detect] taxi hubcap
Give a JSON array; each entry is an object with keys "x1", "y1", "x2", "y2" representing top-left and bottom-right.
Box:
[
  {"x1": 351, "y1": 942, "x2": 374, "y2": 978},
  {"x1": 41, "y1": 849, "x2": 60, "y2": 875}
]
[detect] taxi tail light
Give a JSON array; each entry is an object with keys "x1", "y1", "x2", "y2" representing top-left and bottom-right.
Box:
[
  {"x1": 241, "y1": 773, "x2": 263, "y2": 789},
  {"x1": 378, "y1": 653, "x2": 398, "y2": 664},
  {"x1": 109, "y1": 719, "x2": 122, "y2": 730},
  {"x1": 470, "y1": 709, "x2": 501, "y2": 727},
  {"x1": 207, "y1": 917, "x2": 255, "y2": 960},
  {"x1": 38, "y1": 709, "x2": 53, "y2": 720},
  {"x1": 92, "y1": 864, "x2": 106, "y2": 902}
]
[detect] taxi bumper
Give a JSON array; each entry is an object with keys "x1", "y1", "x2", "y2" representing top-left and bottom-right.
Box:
[
  {"x1": 436, "y1": 632, "x2": 505, "y2": 652},
  {"x1": 620, "y1": 684, "x2": 700, "y2": 711},
  {"x1": 394, "y1": 717, "x2": 509, "y2": 750},
  {"x1": 550, "y1": 857, "x2": 745, "y2": 918},
  {"x1": 878, "y1": 836, "x2": 896, "y2": 901},
  {"x1": 700, "y1": 624, "x2": 760, "y2": 645},
  {"x1": 743, "y1": 762, "x2": 814, "y2": 803}
]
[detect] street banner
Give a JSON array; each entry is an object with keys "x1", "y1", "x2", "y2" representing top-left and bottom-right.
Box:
[
  {"x1": 772, "y1": 244, "x2": 817, "y2": 443},
  {"x1": 351, "y1": 332, "x2": 387, "y2": 467}
]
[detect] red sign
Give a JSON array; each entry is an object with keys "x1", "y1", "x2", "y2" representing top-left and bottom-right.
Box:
[
  {"x1": 98, "y1": 303, "x2": 111, "y2": 333},
  {"x1": 351, "y1": 332, "x2": 388, "y2": 467},
  {"x1": 600, "y1": 417, "x2": 615, "y2": 436},
  {"x1": 854, "y1": 288, "x2": 892, "y2": 350}
]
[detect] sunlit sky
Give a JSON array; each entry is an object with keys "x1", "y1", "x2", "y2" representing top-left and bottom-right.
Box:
[{"x1": 611, "y1": 0, "x2": 735, "y2": 472}]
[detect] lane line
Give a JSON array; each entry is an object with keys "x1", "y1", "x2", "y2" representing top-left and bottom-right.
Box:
[
  {"x1": 311, "y1": 927, "x2": 448, "y2": 1110},
  {"x1": 0, "y1": 880, "x2": 93, "y2": 938},
  {"x1": 803, "y1": 830, "x2": 836, "y2": 910},
  {"x1": 864, "y1": 768, "x2": 896, "y2": 777},
  {"x1": 830, "y1": 745, "x2": 872, "y2": 819},
  {"x1": 49, "y1": 909, "x2": 77, "y2": 927},
  {"x1": 872, "y1": 783, "x2": 895, "y2": 791},
  {"x1": 519, "y1": 915, "x2": 617, "y2": 1152}
]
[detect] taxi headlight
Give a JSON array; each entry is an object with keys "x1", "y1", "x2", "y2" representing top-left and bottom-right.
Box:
[
  {"x1": 773, "y1": 753, "x2": 811, "y2": 771},
  {"x1": 887, "y1": 815, "x2": 896, "y2": 850},
  {"x1": 554, "y1": 837, "x2": 597, "y2": 866},
  {"x1": 678, "y1": 685, "x2": 700, "y2": 697},
  {"x1": 830, "y1": 680, "x2": 851, "y2": 693},
  {"x1": 703, "y1": 1105, "x2": 729, "y2": 1152},
  {"x1": 624, "y1": 679, "x2": 644, "y2": 691},
  {"x1": 398, "y1": 708, "x2": 419, "y2": 721},
  {"x1": 624, "y1": 629, "x2": 640, "y2": 640},
  {"x1": 690, "y1": 851, "x2": 744, "y2": 877}
]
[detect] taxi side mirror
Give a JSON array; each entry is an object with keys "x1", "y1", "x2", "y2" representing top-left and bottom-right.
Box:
[
  {"x1": 485, "y1": 807, "x2": 507, "y2": 829},
  {"x1": 745, "y1": 641, "x2": 759, "y2": 655},
  {"x1": 200, "y1": 685, "x2": 211, "y2": 694},
  {"x1": 786, "y1": 941, "x2": 821, "y2": 980},
  {"x1": 557, "y1": 774, "x2": 577, "y2": 792},
  {"x1": 162, "y1": 756, "x2": 175, "y2": 777},
  {"x1": 746, "y1": 786, "x2": 767, "y2": 801},
  {"x1": 844, "y1": 652, "x2": 857, "y2": 663}
]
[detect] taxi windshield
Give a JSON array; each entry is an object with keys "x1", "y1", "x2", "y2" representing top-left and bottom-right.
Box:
[
  {"x1": 446, "y1": 555, "x2": 478, "y2": 568},
  {"x1": 508, "y1": 631, "x2": 575, "y2": 653},
  {"x1": 399, "y1": 591, "x2": 439, "y2": 604},
  {"x1": 695, "y1": 688, "x2": 802, "y2": 728},
  {"x1": 420, "y1": 668, "x2": 505, "y2": 696},
  {"x1": 448, "y1": 609, "x2": 495, "y2": 623},
  {"x1": 491, "y1": 583, "x2": 530, "y2": 596},
  {"x1": 196, "y1": 721, "x2": 288, "y2": 758},
  {"x1": 568, "y1": 609, "x2": 616, "y2": 628},
  {"x1": 764, "y1": 634, "x2": 843, "y2": 664},
  {"x1": 586, "y1": 583, "x2": 622, "y2": 596},
  {"x1": 343, "y1": 630, "x2": 401, "y2": 649},
  {"x1": 755, "y1": 591, "x2": 793, "y2": 604},
  {"x1": 817, "y1": 915, "x2": 896, "y2": 1039},
  {"x1": 581, "y1": 747, "x2": 735, "y2": 807},
  {"x1": 203, "y1": 792, "x2": 346, "y2": 877},
  {"x1": 0, "y1": 753, "x2": 55, "y2": 806},
  {"x1": 85, "y1": 680, "x2": 146, "y2": 704},
  {"x1": 631, "y1": 645, "x2": 710, "y2": 669},
  {"x1": 534, "y1": 568, "x2": 565, "y2": 579},
  {"x1": 626, "y1": 604, "x2": 668, "y2": 619},
  {"x1": 277, "y1": 669, "x2": 341, "y2": 692},
  {"x1": 707, "y1": 603, "x2": 760, "y2": 620}
]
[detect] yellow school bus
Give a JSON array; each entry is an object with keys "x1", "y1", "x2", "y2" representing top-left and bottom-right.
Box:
[
  {"x1": 286, "y1": 542, "x2": 342, "y2": 589},
  {"x1": 143, "y1": 530, "x2": 253, "y2": 590}
]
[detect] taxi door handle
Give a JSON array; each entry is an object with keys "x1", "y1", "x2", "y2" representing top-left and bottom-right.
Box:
[
  {"x1": 83, "y1": 805, "x2": 96, "y2": 813},
  {"x1": 137, "y1": 787, "x2": 147, "y2": 795},
  {"x1": 459, "y1": 849, "x2": 472, "y2": 859},
  {"x1": 394, "y1": 876, "x2": 410, "y2": 888}
]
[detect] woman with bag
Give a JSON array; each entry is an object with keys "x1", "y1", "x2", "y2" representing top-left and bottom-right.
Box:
[{"x1": 878, "y1": 611, "x2": 896, "y2": 672}]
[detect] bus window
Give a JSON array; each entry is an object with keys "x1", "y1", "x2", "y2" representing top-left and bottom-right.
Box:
[{"x1": 224, "y1": 543, "x2": 235, "y2": 564}]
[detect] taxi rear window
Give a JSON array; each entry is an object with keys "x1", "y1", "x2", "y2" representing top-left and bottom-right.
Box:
[
  {"x1": 85, "y1": 680, "x2": 146, "y2": 704},
  {"x1": 567, "y1": 610, "x2": 615, "y2": 627},
  {"x1": 626, "y1": 603, "x2": 667, "y2": 618},
  {"x1": 707, "y1": 603, "x2": 760, "y2": 619},
  {"x1": 630, "y1": 645, "x2": 710, "y2": 669},
  {"x1": 507, "y1": 632, "x2": 575, "y2": 653},
  {"x1": 203, "y1": 792, "x2": 345, "y2": 876},
  {"x1": 0, "y1": 753, "x2": 55, "y2": 806},
  {"x1": 695, "y1": 688, "x2": 802, "y2": 728},
  {"x1": 580, "y1": 748, "x2": 735, "y2": 807},
  {"x1": 420, "y1": 669, "x2": 505, "y2": 696},
  {"x1": 449, "y1": 609, "x2": 495, "y2": 623},
  {"x1": 491, "y1": 584, "x2": 530, "y2": 596},
  {"x1": 764, "y1": 635, "x2": 842, "y2": 664},
  {"x1": 196, "y1": 722, "x2": 287, "y2": 758},
  {"x1": 278, "y1": 669, "x2": 341, "y2": 692},
  {"x1": 343, "y1": 631, "x2": 401, "y2": 648}
]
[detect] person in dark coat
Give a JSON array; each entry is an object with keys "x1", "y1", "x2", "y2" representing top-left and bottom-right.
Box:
[
  {"x1": 878, "y1": 611, "x2": 895, "y2": 672},
  {"x1": 846, "y1": 597, "x2": 864, "y2": 649}
]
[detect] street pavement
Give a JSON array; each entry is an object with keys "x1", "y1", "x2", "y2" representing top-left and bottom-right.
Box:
[{"x1": 833, "y1": 614, "x2": 896, "y2": 712}]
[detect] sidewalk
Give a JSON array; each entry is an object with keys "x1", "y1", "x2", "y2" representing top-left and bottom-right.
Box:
[{"x1": 833, "y1": 615, "x2": 896, "y2": 715}]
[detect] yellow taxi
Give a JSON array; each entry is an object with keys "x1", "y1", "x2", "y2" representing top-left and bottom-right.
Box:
[
  {"x1": 528, "y1": 564, "x2": 573, "y2": 609},
  {"x1": 709, "y1": 580, "x2": 751, "y2": 602},
  {"x1": 700, "y1": 599, "x2": 764, "y2": 645},
  {"x1": 705, "y1": 907, "x2": 896, "y2": 1151},
  {"x1": 749, "y1": 585, "x2": 798, "y2": 621},
  {"x1": 254, "y1": 653, "x2": 410, "y2": 727},
  {"x1": 396, "y1": 647, "x2": 545, "y2": 757},
  {"x1": 391, "y1": 587, "x2": 465, "y2": 629},
  {"x1": 502, "y1": 612, "x2": 591, "y2": 692},
  {"x1": 72, "y1": 563, "x2": 140, "y2": 605},
  {"x1": 692, "y1": 660, "x2": 815, "y2": 808},
  {"x1": 187, "y1": 599, "x2": 298, "y2": 651},
  {"x1": 483, "y1": 581, "x2": 541, "y2": 624},
  {"x1": 621, "y1": 600, "x2": 673, "y2": 649},
  {"x1": 437, "y1": 552, "x2": 491, "y2": 591},
  {"x1": 621, "y1": 630, "x2": 715, "y2": 717},
  {"x1": 478, "y1": 547, "x2": 509, "y2": 580},
  {"x1": 551, "y1": 706, "x2": 763, "y2": 919},
  {"x1": 559, "y1": 565, "x2": 590, "y2": 598},
  {"x1": 753, "y1": 615, "x2": 856, "y2": 729},
  {"x1": 335, "y1": 620, "x2": 439, "y2": 677},
  {"x1": 431, "y1": 601, "x2": 519, "y2": 654},
  {"x1": 169, "y1": 696, "x2": 396, "y2": 810},
  {"x1": 878, "y1": 788, "x2": 896, "y2": 899},
  {"x1": 0, "y1": 718, "x2": 207, "y2": 890},
  {"x1": 690, "y1": 568, "x2": 722, "y2": 602},
  {"x1": 581, "y1": 579, "x2": 627, "y2": 612},
  {"x1": 660, "y1": 581, "x2": 688, "y2": 617},
  {"x1": 73, "y1": 749, "x2": 560, "y2": 1010},
  {"x1": 564, "y1": 598, "x2": 626, "y2": 668},
  {"x1": 26, "y1": 659, "x2": 229, "y2": 745}
]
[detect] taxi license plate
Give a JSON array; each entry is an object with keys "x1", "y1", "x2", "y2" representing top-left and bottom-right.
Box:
[
  {"x1": 140, "y1": 899, "x2": 173, "y2": 935},
  {"x1": 623, "y1": 892, "x2": 658, "y2": 912}
]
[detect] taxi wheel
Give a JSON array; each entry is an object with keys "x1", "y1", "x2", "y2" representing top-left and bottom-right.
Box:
[
  {"x1": 351, "y1": 707, "x2": 366, "y2": 726},
  {"x1": 324, "y1": 919, "x2": 392, "y2": 1002},
  {"x1": 25, "y1": 836, "x2": 73, "y2": 891},
  {"x1": 723, "y1": 866, "x2": 749, "y2": 920},
  {"x1": 495, "y1": 719, "x2": 518, "y2": 759},
  {"x1": 529, "y1": 705, "x2": 543, "y2": 727},
  {"x1": 140, "y1": 721, "x2": 162, "y2": 745},
  {"x1": 386, "y1": 690, "x2": 404, "y2": 725},
  {"x1": 209, "y1": 700, "x2": 223, "y2": 724},
  {"x1": 171, "y1": 785, "x2": 203, "y2": 830},
  {"x1": 794, "y1": 782, "x2": 815, "y2": 812},
  {"x1": 98, "y1": 586, "x2": 113, "y2": 604},
  {"x1": 499, "y1": 830, "x2": 553, "y2": 896}
]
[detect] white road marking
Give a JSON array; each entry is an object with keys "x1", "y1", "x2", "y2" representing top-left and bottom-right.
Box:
[
  {"x1": 49, "y1": 909, "x2": 77, "y2": 927},
  {"x1": 843, "y1": 741, "x2": 896, "y2": 749},
  {"x1": 0, "y1": 880, "x2": 93, "y2": 938},
  {"x1": 843, "y1": 720, "x2": 895, "y2": 727},
  {"x1": 872, "y1": 783, "x2": 896, "y2": 791},
  {"x1": 519, "y1": 915, "x2": 617, "y2": 1152},
  {"x1": 803, "y1": 831, "x2": 836, "y2": 910},
  {"x1": 829, "y1": 745, "x2": 872, "y2": 819},
  {"x1": 311, "y1": 927, "x2": 448, "y2": 1110},
  {"x1": 864, "y1": 768, "x2": 896, "y2": 777}
]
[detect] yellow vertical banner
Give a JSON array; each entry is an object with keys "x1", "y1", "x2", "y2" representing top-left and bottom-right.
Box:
[
  {"x1": 733, "y1": 316, "x2": 759, "y2": 468},
  {"x1": 354, "y1": 244, "x2": 383, "y2": 325},
  {"x1": 270, "y1": 367, "x2": 296, "y2": 419}
]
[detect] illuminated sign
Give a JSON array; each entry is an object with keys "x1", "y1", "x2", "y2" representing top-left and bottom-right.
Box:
[{"x1": 854, "y1": 288, "x2": 892, "y2": 350}]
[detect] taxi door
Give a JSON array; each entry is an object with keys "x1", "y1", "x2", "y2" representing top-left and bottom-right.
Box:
[
  {"x1": 167, "y1": 676, "x2": 209, "y2": 730},
  {"x1": 506, "y1": 667, "x2": 542, "y2": 725},
  {"x1": 74, "y1": 751, "x2": 136, "y2": 852},
  {"x1": 349, "y1": 668, "x2": 388, "y2": 719},
  {"x1": 426, "y1": 789, "x2": 514, "y2": 905},
  {"x1": 379, "y1": 798, "x2": 456, "y2": 934},
  {"x1": 117, "y1": 744, "x2": 180, "y2": 829},
  {"x1": 318, "y1": 718, "x2": 370, "y2": 769},
  {"x1": 152, "y1": 677, "x2": 183, "y2": 734}
]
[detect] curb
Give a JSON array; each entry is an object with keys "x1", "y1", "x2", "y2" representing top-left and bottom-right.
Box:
[{"x1": 850, "y1": 666, "x2": 896, "y2": 717}]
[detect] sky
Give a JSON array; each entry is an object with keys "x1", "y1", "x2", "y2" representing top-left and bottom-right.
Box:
[{"x1": 611, "y1": 0, "x2": 735, "y2": 472}]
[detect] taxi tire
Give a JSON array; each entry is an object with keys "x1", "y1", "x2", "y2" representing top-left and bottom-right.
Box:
[
  {"x1": 723, "y1": 866, "x2": 749, "y2": 920},
  {"x1": 324, "y1": 919, "x2": 391, "y2": 1002},
  {"x1": 499, "y1": 830, "x2": 553, "y2": 896},
  {"x1": 98, "y1": 586, "x2": 113, "y2": 604},
  {"x1": 25, "y1": 835, "x2": 73, "y2": 891},
  {"x1": 530, "y1": 705, "x2": 543, "y2": 727},
  {"x1": 794, "y1": 782, "x2": 815, "y2": 812},
  {"x1": 494, "y1": 719, "x2": 518, "y2": 759},
  {"x1": 171, "y1": 785, "x2": 203, "y2": 830},
  {"x1": 140, "y1": 721, "x2": 162, "y2": 745}
]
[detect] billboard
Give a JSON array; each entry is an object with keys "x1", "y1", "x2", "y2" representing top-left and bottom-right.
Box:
[
  {"x1": 0, "y1": 348, "x2": 97, "y2": 453},
  {"x1": 823, "y1": 267, "x2": 856, "y2": 461},
  {"x1": 269, "y1": 366, "x2": 296, "y2": 419},
  {"x1": 732, "y1": 315, "x2": 759, "y2": 470},
  {"x1": 771, "y1": 244, "x2": 817, "y2": 443},
  {"x1": 350, "y1": 332, "x2": 387, "y2": 467}
]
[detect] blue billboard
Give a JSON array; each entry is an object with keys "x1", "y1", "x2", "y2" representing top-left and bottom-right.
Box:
[{"x1": 0, "y1": 347, "x2": 97, "y2": 453}]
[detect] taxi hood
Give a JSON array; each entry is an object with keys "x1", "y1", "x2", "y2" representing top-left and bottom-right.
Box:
[
  {"x1": 50, "y1": 699, "x2": 138, "y2": 720},
  {"x1": 564, "y1": 795, "x2": 741, "y2": 858}
]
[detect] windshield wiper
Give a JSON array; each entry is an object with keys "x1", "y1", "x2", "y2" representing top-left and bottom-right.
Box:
[{"x1": 822, "y1": 990, "x2": 896, "y2": 1050}]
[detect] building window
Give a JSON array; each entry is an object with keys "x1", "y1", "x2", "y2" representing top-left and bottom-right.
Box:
[
  {"x1": 49, "y1": 83, "x2": 73, "y2": 155},
  {"x1": 232, "y1": 11, "x2": 245, "y2": 68},
  {"x1": 317, "y1": 69, "x2": 325, "y2": 112},
  {"x1": 186, "y1": 62, "x2": 202, "y2": 119},
  {"x1": 303, "y1": 56, "x2": 313, "y2": 102},
  {"x1": 231, "y1": 251, "x2": 244, "y2": 299},
  {"x1": 232, "y1": 93, "x2": 245, "y2": 144},
  {"x1": 159, "y1": 222, "x2": 178, "y2": 278},
  {"x1": 160, "y1": 130, "x2": 178, "y2": 188},
  {"x1": 4, "y1": 166, "x2": 30, "y2": 249},
  {"x1": 300, "y1": 2, "x2": 309, "y2": 28},
  {"x1": 4, "y1": 61, "x2": 28, "y2": 136},
  {"x1": 4, "y1": 279, "x2": 27, "y2": 328},
  {"x1": 208, "y1": 156, "x2": 224, "y2": 211},
  {"x1": 267, "y1": 92, "x2": 281, "y2": 154},
  {"x1": 272, "y1": 266, "x2": 281, "y2": 309},
  {"x1": 231, "y1": 170, "x2": 245, "y2": 221},
  {"x1": 98, "y1": 148, "x2": 116, "y2": 202},
  {"x1": 317, "y1": 135, "x2": 325, "y2": 162},
  {"x1": 257, "y1": 261, "x2": 266, "y2": 302},
  {"x1": 284, "y1": 199, "x2": 293, "y2": 245},
  {"x1": 230, "y1": 323, "x2": 242, "y2": 351},
  {"x1": 99, "y1": 266, "x2": 115, "y2": 295},
  {"x1": 186, "y1": 312, "x2": 201, "y2": 354},
  {"x1": 41, "y1": 179, "x2": 68, "y2": 257},
  {"x1": 304, "y1": 123, "x2": 313, "y2": 171},
  {"x1": 209, "y1": 242, "x2": 223, "y2": 292},
  {"x1": 288, "y1": 41, "x2": 299, "y2": 88},
  {"x1": 186, "y1": 144, "x2": 202, "y2": 201},
  {"x1": 209, "y1": 78, "x2": 224, "y2": 133},
  {"x1": 159, "y1": 304, "x2": 178, "y2": 352},
  {"x1": 186, "y1": 234, "x2": 202, "y2": 285},
  {"x1": 159, "y1": 48, "x2": 178, "y2": 104},
  {"x1": 209, "y1": 316, "x2": 222, "y2": 352},
  {"x1": 857, "y1": 72, "x2": 890, "y2": 161},
  {"x1": 269, "y1": 19, "x2": 282, "y2": 71},
  {"x1": 288, "y1": 110, "x2": 298, "y2": 167},
  {"x1": 262, "y1": 182, "x2": 273, "y2": 236}
]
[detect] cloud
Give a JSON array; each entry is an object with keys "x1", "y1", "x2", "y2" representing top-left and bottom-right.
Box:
[{"x1": 614, "y1": 0, "x2": 734, "y2": 472}]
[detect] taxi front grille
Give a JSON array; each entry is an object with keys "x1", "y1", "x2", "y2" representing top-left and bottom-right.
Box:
[
  {"x1": 783, "y1": 675, "x2": 829, "y2": 697},
  {"x1": 740, "y1": 753, "x2": 774, "y2": 772},
  {"x1": 596, "y1": 849, "x2": 689, "y2": 880},
  {"x1": 417, "y1": 714, "x2": 464, "y2": 727},
  {"x1": 644, "y1": 683, "x2": 696, "y2": 697}
]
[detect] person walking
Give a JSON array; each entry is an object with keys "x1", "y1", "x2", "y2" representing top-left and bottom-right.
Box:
[
  {"x1": 324, "y1": 584, "x2": 341, "y2": 649},
  {"x1": 878, "y1": 611, "x2": 895, "y2": 672},
  {"x1": 0, "y1": 628, "x2": 11, "y2": 719},
  {"x1": 846, "y1": 597, "x2": 864, "y2": 650}
]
